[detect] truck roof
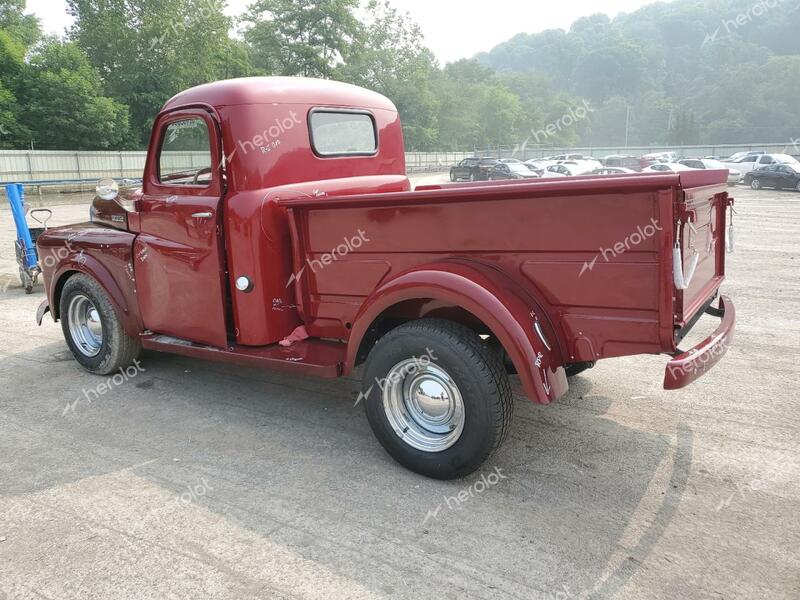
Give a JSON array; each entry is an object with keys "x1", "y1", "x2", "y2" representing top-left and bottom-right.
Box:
[{"x1": 162, "y1": 76, "x2": 398, "y2": 113}]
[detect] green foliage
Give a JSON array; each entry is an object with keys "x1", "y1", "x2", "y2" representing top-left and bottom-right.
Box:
[
  {"x1": 19, "y1": 38, "x2": 132, "y2": 149},
  {"x1": 478, "y1": 0, "x2": 800, "y2": 145},
  {"x1": 2, "y1": 0, "x2": 800, "y2": 151},
  {"x1": 67, "y1": 0, "x2": 235, "y2": 145},
  {"x1": 242, "y1": 0, "x2": 362, "y2": 77}
]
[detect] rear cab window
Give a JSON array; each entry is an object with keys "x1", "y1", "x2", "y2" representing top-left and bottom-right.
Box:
[{"x1": 309, "y1": 109, "x2": 377, "y2": 156}]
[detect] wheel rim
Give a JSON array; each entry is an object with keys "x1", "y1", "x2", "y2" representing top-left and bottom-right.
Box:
[
  {"x1": 752, "y1": 179, "x2": 760, "y2": 189},
  {"x1": 67, "y1": 294, "x2": 103, "y2": 357},
  {"x1": 382, "y1": 360, "x2": 465, "y2": 452}
]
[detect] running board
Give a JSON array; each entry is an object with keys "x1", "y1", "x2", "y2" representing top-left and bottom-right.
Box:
[{"x1": 140, "y1": 334, "x2": 344, "y2": 378}]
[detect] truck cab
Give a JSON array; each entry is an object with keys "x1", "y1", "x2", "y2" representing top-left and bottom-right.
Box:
[{"x1": 37, "y1": 77, "x2": 736, "y2": 479}]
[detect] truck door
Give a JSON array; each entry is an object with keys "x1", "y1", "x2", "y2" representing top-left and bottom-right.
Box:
[{"x1": 134, "y1": 109, "x2": 229, "y2": 347}]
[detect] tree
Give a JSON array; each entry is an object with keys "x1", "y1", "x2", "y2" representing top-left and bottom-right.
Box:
[
  {"x1": 0, "y1": 0, "x2": 39, "y2": 48},
  {"x1": 242, "y1": 0, "x2": 361, "y2": 77},
  {"x1": 338, "y1": 0, "x2": 438, "y2": 149},
  {"x1": 67, "y1": 0, "x2": 235, "y2": 145},
  {"x1": 17, "y1": 38, "x2": 131, "y2": 149}
]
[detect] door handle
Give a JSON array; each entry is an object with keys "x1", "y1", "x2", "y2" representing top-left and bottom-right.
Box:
[{"x1": 192, "y1": 211, "x2": 213, "y2": 219}]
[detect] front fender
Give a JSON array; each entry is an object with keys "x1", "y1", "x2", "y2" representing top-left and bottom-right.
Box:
[
  {"x1": 37, "y1": 224, "x2": 143, "y2": 337},
  {"x1": 345, "y1": 259, "x2": 568, "y2": 404}
]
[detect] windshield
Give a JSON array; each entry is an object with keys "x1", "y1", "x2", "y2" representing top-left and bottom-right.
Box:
[{"x1": 508, "y1": 164, "x2": 531, "y2": 173}]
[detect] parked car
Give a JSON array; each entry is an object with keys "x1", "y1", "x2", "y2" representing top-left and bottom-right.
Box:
[
  {"x1": 556, "y1": 160, "x2": 599, "y2": 174},
  {"x1": 488, "y1": 162, "x2": 540, "y2": 180},
  {"x1": 590, "y1": 167, "x2": 638, "y2": 175},
  {"x1": 725, "y1": 151, "x2": 765, "y2": 162},
  {"x1": 722, "y1": 153, "x2": 798, "y2": 174},
  {"x1": 642, "y1": 162, "x2": 697, "y2": 173},
  {"x1": 545, "y1": 164, "x2": 583, "y2": 176},
  {"x1": 35, "y1": 76, "x2": 736, "y2": 480},
  {"x1": 523, "y1": 159, "x2": 555, "y2": 173},
  {"x1": 641, "y1": 151, "x2": 678, "y2": 166},
  {"x1": 678, "y1": 158, "x2": 741, "y2": 186},
  {"x1": 450, "y1": 157, "x2": 500, "y2": 182},
  {"x1": 602, "y1": 154, "x2": 646, "y2": 171},
  {"x1": 743, "y1": 163, "x2": 800, "y2": 191}
]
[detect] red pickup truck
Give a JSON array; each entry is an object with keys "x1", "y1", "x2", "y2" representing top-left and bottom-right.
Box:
[{"x1": 36, "y1": 77, "x2": 735, "y2": 479}]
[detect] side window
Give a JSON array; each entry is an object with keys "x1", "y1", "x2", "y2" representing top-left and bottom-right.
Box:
[
  {"x1": 310, "y1": 110, "x2": 377, "y2": 156},
  {"x1": 760, "y1": 155, "x2": 774, "y2": 165},
  {"x1": 158, "y1": 118, "x2": 212, "y2": 185}
]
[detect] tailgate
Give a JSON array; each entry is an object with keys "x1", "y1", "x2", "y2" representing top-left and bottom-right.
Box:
[{"x1": 673, "y1": 170, "x2": 733, "y2": 329}]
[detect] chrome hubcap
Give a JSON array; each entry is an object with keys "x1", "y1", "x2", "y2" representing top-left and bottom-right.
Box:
[
  {"x1": 383, "y1": 360, "x2": 464, "y2": 452},
  {"x1": 68, "y1": 294, "x2": 103, "y2": 357}
]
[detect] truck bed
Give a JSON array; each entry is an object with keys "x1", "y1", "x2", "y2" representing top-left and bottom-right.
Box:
[{"x1": 280, "y1": 171, "x2": 731, "y2": 365}]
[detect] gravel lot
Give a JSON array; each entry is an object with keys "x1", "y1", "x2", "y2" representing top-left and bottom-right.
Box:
[{"x1": 0, "y1": 177, "x2": 798, "y2": 599}]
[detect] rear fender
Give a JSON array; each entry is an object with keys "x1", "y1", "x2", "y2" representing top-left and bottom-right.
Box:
[{"x1": 345, "y1": 259, "x2": 568, "y2": 404}]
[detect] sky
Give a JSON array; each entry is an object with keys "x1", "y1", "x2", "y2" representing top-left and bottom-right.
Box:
[{"x1": 26, "y1": 0, "x2": 661, "y2": 64}]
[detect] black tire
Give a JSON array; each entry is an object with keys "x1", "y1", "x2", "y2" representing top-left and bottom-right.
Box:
[
  {"x1": 795, "y1": 181, "x2": 800, "y2": 193},
  {"x1": 450, "y1": 170, "x2": 456, "y2": 182},
  {"x1": 59, "y1": 273, "x2": 141, "y2": 375},
  {"x1": 362, "y1": 318, "x2": 513, "y2": 480},
  {"x1": 750, "y1": 178, "x2": 761, "y2": 190}
]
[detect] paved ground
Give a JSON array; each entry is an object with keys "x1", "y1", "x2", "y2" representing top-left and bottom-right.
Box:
[{"x1": 0, "y1": 178, "x2": 798, "y2": 599}]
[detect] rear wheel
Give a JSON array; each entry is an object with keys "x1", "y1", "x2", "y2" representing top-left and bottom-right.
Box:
[
  {"x1": 750, "y1": 178, "x2": 762, "y2": 190},
  {"x1": 361, "y1": 319, "x2": 513, "y2": 479},
  {"x1": 60, "y1": 273, "x2": 141, "y2": 375},
  {"x1": 450, "y1": 170, "x2": 456, "y2": 182}
]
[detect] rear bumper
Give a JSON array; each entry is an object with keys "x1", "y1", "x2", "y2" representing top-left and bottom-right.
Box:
[{"x1": 664, "y1": 295, "x2": 735, "y2": 390}]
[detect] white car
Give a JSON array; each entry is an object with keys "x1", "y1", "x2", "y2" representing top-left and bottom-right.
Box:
[
  {"x1": 523, "y1": 159, "x2": 556, "y2": 175},
  {"x1": 556, "y1": 160, "x2": 599, "y2": 174},
  {"x1": 642, "y1": 162, "x2": 697, "y2": 173},
  {"x1": 590, "y1": 167, "x2": 638, "y2": 175},
  {"x1": 545, "y1": 164, "x2": 582, "y2": 176},
  {"x1": 642, "y1": 151, "x2": 678, "y2": 163},
  {"x1": 678, "y1": 158, "x2": 741, "y2": 186},
  {"x1": 722, "y1": 153, "x2": 799, "y2": 174}
]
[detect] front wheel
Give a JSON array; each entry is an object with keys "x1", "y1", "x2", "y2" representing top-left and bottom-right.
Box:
[
  {"x1": 60, "y1": 273, "x2": 141, "y2": 375},
  {"x1": 450, "y1": 170, "x2": 456, "y2": 182},
  {"x1": 750, "y1": 178, "x2": 762, "y2": 190},
  {"x1": 361, "y1": 319, "x2": 513, "y2": 479}
]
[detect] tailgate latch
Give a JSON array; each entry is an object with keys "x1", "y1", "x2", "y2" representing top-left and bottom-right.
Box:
[{"x1": 674, "y1": 217, "x2": 699, "y2": 290}]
